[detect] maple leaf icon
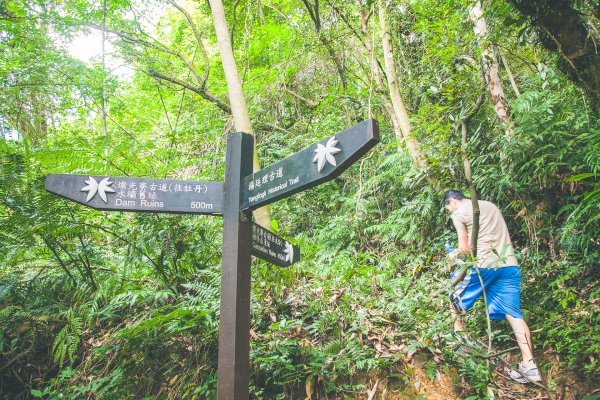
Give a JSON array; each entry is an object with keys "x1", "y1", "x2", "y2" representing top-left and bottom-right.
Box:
[
  {"x1": 313, "y1": 136, "x2": 342, "y2": 172},
  {"x1": 81, "y1": 176, "x2": 116, "y2": 203},
  {"x1": 284, "y1": 242, "x2": 294, "y2": 263}
]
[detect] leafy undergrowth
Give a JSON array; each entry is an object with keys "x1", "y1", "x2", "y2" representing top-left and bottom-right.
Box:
[{"x1": 1, "y1": 233, "x2": 599, "y2": 399}]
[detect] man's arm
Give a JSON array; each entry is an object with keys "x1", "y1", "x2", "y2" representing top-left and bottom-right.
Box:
[
  {"x1": 448, "y1": 215, "x2": 471, "y2": 260},
  {"x1": 457, "y1": 229, "x2": 470, "y2": 254}
]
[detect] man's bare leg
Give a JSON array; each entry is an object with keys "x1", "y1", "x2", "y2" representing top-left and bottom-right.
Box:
[
  {"x1": 450, "y1": 302, "x2": 465, "y2": 332},
  {"x1": 506, "y1": 314, "x2": 534, "y2": 367}
]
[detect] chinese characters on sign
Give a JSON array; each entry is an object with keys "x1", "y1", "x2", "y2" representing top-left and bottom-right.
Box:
[
  {"x1": 242, "y1": 119, "x2": 379, "y2": 210},
  {"x1": 45, "y1": 174, "x2": 223, "y2": 215},
  {"x1": 245, "y1": 165, "x2": 300, "y2": 206},
  {"x1": 251, "y1": 223, "x2": 300, "y2": 267}
]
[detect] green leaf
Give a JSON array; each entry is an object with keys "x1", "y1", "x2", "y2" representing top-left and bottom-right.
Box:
[{"x1": 567, "y1": 173, "x2": 599, "y2": 181}]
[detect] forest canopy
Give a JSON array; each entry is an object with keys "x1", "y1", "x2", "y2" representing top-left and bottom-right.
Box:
[{"x1": 1, "y1": 0, "x2": 599, "y2": 399}]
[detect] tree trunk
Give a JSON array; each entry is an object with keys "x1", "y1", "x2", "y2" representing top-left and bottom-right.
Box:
[
  {"x1": 357, "y1": 1, "x2": 427, "y2": 168},
  {"x1": 469, "y1": 1, "x2": 514, "y2": 136},
  {"x1": 461, "y1": 121, "x2": 480, "y2": 257},
  {"x1": 379, "y1": 3, "x2": 428, "y2": 168},
  {"x1": 209, "y1": 0, "x2": 271, "y2": 228},
  {"x1": 499, "y1": 49, "x2": 521, "y2": 97},
  {"x1": 508, "y1": 0, "x2": 600, "y2": 112}
]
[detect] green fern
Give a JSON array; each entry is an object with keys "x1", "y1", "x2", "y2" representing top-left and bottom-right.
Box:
[{"x1": 52, "y1": 307, "x2": 83, "y2": 367}]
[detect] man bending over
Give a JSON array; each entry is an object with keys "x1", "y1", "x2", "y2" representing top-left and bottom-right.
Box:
[{"x1": 444, "y1": 190, "x2": 541, "y2": 384}]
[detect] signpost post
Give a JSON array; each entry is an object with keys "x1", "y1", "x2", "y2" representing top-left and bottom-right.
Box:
[
  {"x1": 45, "y1": 119, "x2": 379, "y2": 399},
  {"x1": 217, "y1": 133, "x2": 253, "y2": 399}
]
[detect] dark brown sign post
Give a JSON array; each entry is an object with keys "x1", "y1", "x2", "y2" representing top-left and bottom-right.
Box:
[
  {"x1": 45, "y1": 119, "x2": 379, "y2": 399},
  {"x1": 218, "y1": 133, "x2": 253, "y2": 399}
]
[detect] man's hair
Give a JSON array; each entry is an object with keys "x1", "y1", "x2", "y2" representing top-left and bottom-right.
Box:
[{"x1": 443, "y1": 190, "x2": 466, "y2": 205}]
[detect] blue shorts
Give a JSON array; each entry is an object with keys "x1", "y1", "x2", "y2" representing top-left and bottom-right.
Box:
[{"x1": 452, "y1": 266, "x2": 524, "y2": 320}]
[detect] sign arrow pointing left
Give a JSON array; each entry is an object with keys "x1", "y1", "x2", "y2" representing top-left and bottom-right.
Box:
[{"x1": 46, "y1": 174, "x2": 224, "y2": 215}]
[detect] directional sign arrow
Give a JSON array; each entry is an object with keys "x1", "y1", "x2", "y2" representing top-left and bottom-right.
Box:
[
  {"x1": 242, "y1": 119, "x2": 379, "y2": 210},
  {"x1": 251, "y1": 223, "x2": 300, "y2": 267},
  {"x1": 46, "y1": 174, "x2": 224, "y2": 215}
]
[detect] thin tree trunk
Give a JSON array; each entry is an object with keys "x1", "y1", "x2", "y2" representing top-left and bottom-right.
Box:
[
  {"x1": 300, "y1": 0, "x2": 347, "y2": 89},
  {"x1": 461, "y1": 121, "x2": 480, "y2": 257},
  {"x1": 451, "y1": 56, "x2": 485, "y2": 286},
  {"x1": 101, "y1": 0, "x2": 108, "y2": 138},
  {"x1": 499, "y1": 49, "x2": 521, "y2": 97},
  {"x1": 379, "y1": 3, "x2": 427, "y2": 168},
  {"x1": 469, "y1": 1, "x2": 514, "y2": 136},
  {"x1": 357, "y1": 2, "x2": 426, "y2": 168},
  {"x1": 209, "y1": 0, "x2": 271, "y2": 228},
  {"x1": 357, "y1": 4, "x2": 396, "y2": 136}
]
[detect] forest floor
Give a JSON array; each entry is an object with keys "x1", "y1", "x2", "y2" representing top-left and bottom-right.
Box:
[
  {"x1": 324, "y1": 351, "x2": 599, "y2": 400},
  {"x1": 2, "y1": 329, "x2": 598, "y2": 399}
]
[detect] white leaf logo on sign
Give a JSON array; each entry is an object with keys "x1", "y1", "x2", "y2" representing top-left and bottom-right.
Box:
[
  {"x1": 284, "y1": 242, "x2": 294, "y2": 263},
  {"x1": 313, "y1": 136, "x2": 341, "y2": 172},
  {"x1": 81, "y1": 176, "x2": 115, "y2": 203}
]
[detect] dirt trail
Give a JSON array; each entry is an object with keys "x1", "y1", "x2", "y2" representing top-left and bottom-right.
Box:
[{"x1": 330, "y1": 351, "x2": 598, "y2": 399}]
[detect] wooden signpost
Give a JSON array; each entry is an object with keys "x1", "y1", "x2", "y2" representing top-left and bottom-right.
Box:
[{"x1": 45, "y1": 119, "x2": 379, "y2": 399}]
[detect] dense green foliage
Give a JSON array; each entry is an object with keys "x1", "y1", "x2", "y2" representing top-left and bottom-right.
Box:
[{"x1": 1, "y1": 0, "x2": 599, "y2": 399}]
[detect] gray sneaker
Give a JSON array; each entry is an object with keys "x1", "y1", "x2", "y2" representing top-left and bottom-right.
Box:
[{"x1": 509, "y1": 362, "x2": 542, "y2": 384}]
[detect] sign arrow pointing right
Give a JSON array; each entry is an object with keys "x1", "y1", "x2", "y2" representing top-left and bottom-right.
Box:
[
  {"x1": 242, "y1": 119, "x2": 379, "y2": 210},
  {"x1": 251, "y1": 223, "x2": 300, "y2": 267}
]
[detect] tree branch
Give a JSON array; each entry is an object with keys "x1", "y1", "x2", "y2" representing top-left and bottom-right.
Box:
[
  {"x1": 285, "y1": 87, "x2": 320, "y2": 108},
  {"x1": 330, "y1": 3, "x2": 367, "y2": 48},
  {"x1": 90, "y1": 23, "x2": 204, "y2": 87},
  {"x1": 256, "y1": 121, "x2": 292, "y2": 135},
  {"x1": 147, "y1": 69, "x2": 232, "y2": 113},
  {"x1": 91, "y1": 20, "x2": 293, "y2": 136},
  {"x1": 301, "y1": 0, "x2": 320, "y2": 30},
  {"x1": 167, "y1": 0, "x2": 211, "y2": 89}
]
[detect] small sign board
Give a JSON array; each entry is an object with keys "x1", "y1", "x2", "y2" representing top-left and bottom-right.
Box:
[
  {"x1": 242, "y1": 119, "x2": 379, "y2": 210},
  {"x1": 46, "y1": 174, "x2": 223, "y2": 215},
  {"x1": 251, "y1": 223, "x2": 300, "y2": 267}
]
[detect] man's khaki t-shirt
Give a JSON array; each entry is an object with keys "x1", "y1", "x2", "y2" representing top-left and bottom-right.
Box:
[{"x1": 451, "y1": 200, "x2": 519, "y2": 268}]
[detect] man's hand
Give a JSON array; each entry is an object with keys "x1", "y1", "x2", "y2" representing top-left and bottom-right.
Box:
[{"x1": 447, "y1": 249, "x2": 460, "y2": 261}]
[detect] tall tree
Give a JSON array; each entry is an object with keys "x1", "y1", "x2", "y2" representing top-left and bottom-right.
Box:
[
  {"x1": 379, "y1": 2, "x2": 428, "y2": 168},
  {"x1": 507, "y1": 0, "x2": 600, "y2": 112},
  {"x1": 469, "y1": 0, "x2": 514, "y2": 136},
  {"x1": 208, "y1": 0, "x2": 271, "y2": 228},
  {"x1": 353, "y1": 0, "x2": 427, "y2": 168}
]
